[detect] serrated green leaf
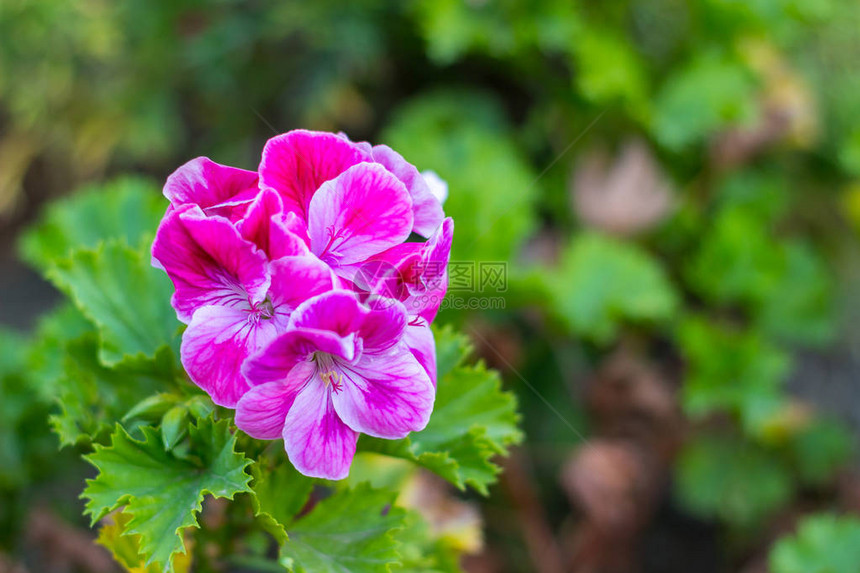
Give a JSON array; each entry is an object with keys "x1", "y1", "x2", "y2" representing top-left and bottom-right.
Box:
[
  {"x1": 83, "y1": 418, "x2": 252, "y2": 570},
  {"x1": 770, "y1": 513, "x2": 860, "y2": 573},
  {"x1": 546, "y1": 232, "x2": 678, "y2": 343},
  {"x1": 46, "y1": 238, "x2": 180, "y2": 366},
  {"x1": 282, "y1": 484, "x2": 406, "y2": 573},
  {"x1": 20, "y1": 177, "x2": 166, "y2": 271},
  {"x1": 96, "y1": 509, "x2": 192, "y2": 573},
  {"x1": 251, "y1": 459, "x2": 315, "y2": 545},
  {"x1": 433, "y1": 325, "x2": 472, "y2": 380},
  {"x1": 50, "y1": 335, "x2": 175, "y2": 448},
  {"x1": 361, "y1": 327, "x2": 522, "y2": 494}
]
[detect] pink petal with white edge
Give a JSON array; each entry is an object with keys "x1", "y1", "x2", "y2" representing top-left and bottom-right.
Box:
[
  {"x1": 421, "y1": 170, "x2": 448, "y2": 204},
  {"x1": 235, "y1": 372, "x2": 310, "y2": 440},
  {"x1": 237, "y1": 188, "x2": 303, "y2": 258},
  {"x1": 283, "y1": 380, "x2": 358, "y2": 480},
  {"x1": 331, "y1": 343, "x2": 435, "y2": 439},
  {"x1": 269, "y1": 212, "x2": 312, "y2": 259},
  {"x1": 308, "y1": 162, "x2": 413, "y2": 266},
  {"x1": 415, "y1": 217, "x2": 454, "y2": 323},
  {"x1": 268, "y1": 256, "x2": 338, "y2": 315},
  {"x1": 288, "y1": 290, "x2": 369, "y2": 338},
  {"x1": 359, "y1": 298, "x2": 408, "y2": 353},
  {"x1": 164, "y1": 157, "x2": 259, "y2": 220},
  {"x1": 243, "y1": 327, "x2": 358, "y2": 387},
  {"x1": 403, "y1": 318, "x2": 437, "y2": 387},
  {"x1": 258, "y1": 130, "x2": 369, "y2": 221},
  {"x1": 370, "y1": 145, "x2": 445, "y2": 238},
  {"x1": 151, "y1": 205, "x2": 270, "y2": 323},
  {"x1": 181, "y1": 304, "x2": 289, "y2": 407}
]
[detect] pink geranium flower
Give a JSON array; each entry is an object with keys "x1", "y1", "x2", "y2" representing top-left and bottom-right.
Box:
[
  {"x1": 152, "y1": 129, "x2": 452, "y2": 479},
  {"x1": 236, "y1": 291, "x2": 435, "y2": 480}
]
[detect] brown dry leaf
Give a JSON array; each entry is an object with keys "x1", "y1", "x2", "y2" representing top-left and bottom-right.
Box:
[
  {"x1": 26, "y1": 507, "x2": 116, "y2": 573},
  {"x1": 0, "y1": 553, "x2": 28, "y2": 573},
  {"x1": 587, "y1": 348, "x2": 682, "y2": 459},
  {"x1": 572, "y1": 138, "x2": 674, "y2": 237},
  {"x1": 561, "y1": 440, "x2": 646, "y2": 531}
]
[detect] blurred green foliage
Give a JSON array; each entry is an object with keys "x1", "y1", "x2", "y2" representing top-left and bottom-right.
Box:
[
  {"x1": 771, "y1": 514, "x2": 860, "y2": 573},
  {"x1": 3, "y1": 0, "x2": 860, "y2": 570}
]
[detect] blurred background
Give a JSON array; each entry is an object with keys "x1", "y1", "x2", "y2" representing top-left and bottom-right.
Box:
[{"x1": 3, "y1": 0, "x2": 860, "y2": 571}]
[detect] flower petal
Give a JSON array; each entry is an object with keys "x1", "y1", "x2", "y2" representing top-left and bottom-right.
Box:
[
  {"x1": 403, "y1": 318, "x2": 437, "y2": 387},
  {"x1": 269, "y1": 213, "x2": 312, "y2": 259},
  {"x1": 308, "y1": 162, "x2": 413, "y2": 266},
  {"x1": 236, "y1": 187, "x2": 303, "y2": 258},
  {"x1": 283, "y1": 381, "x2": 358, "y2": 480},
  {"x1": 164, "y1": 157, "x2": 259, "y2": 220},
  {"x1": 268, "y1": 256, "x2": 338, "y2": 314},
  {"x1": 243, "y1": 327, "x2": 358, "y2": 386},
  {"x1": 235, "y1": 372, "x2": 309, "y2": 440},
  {"x1": 331, "y1": 343, "x2": 435, "y2": 439},
  {"x1": 370, "y1": 145, "x2": 444, "y2": 238},
  {"x1": 258, "y1": 130, "x2": 369, "y2": 221},
  {"x1": 359, "y1": 298, "x2": 408, "y2": 353},
  {"x1": 422, "y1": 170, "x2": 449, "y2": 204},
  {"x1": 288, "y1": 290, "x2": 368, "y2": 338},
  {"x1": 151, "y1": 205, "x2": 269, "y2": 323},
  {"x1": 181, "y1": 304, "x2": 287, "y2": 407},
  {"x1": 415, "y1": 217, "x2": 454, "y2": 323}
]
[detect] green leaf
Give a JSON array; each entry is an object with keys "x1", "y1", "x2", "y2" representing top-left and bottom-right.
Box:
[
  {"x1": 83, "y1": 418, "x2": 253, "y2": 569},
  {"x1": 685, "y1": 173, "x2": 835, "y2": 347},
  {"x1": 570, "y1": 27, "x2": 650, "y2": 120},
  {"x1": 678, "y1": 316, "x2": 791, "y2": 437},
  {"x1": 389, "y1": 509, "x2": 462, "y2": 573},
  {"x1": 251, "y1": 459, "x2": 315, "y2": 545},
  {"x1": 790, "y1": 419, "x2": 854, "y2": 487},
  {"x1": 546, "y1": 233, "x2": 678, "y2": 343},
  {"x1": 161, "y1": 406, "x2": 188, "y2": 451},
  {"x1": 361, "y1": 326, "x2": 522, "y2": 494},
  {"x1": 654, "y1": 54, "x2": 758, "y2": 150},
  {"x1": 676, "y1": 435, "x2": 793, "y2": 528},
  {"x1": 0, "y1": 328, "x2": 56, "y2": 489},
  {"x1": 281, "y1": 484, "x2": 406, "y2": 573},
  {"x1": 756, "y1": 242, "x2": 836, "y2": 347},
  {"x1": 19, "y1": 177, "x2": 166, "y2": 271},
  {"x1": 46, "y1": 238, "x2": 180, "y2": 367},
  {"x1": 26, "y1": 303, "x2": 96, "y2": 401},
  {"x1": 96, "y1": 509, "x2": 192, "y2": 573},
  {"x1": 49, "y1": 334, "x2": 174, "y2": 448},
  {"x1": 771, "y1": 513, "x2": 860, "y2": 573}
]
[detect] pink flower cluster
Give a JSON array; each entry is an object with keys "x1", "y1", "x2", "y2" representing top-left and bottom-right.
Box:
[{"x1": 152, "y1": 130, "x2": 453, "y2": 479}]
